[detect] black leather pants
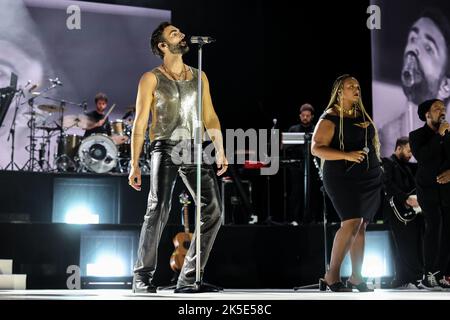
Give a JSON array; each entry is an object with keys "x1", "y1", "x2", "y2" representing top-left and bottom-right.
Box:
[{"x1": 133, "y1": 140, "x2": 222, "y2": 287}]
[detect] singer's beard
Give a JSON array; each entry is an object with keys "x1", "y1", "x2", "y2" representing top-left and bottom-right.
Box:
[
  {"x1": 431, "y1": 120, "x2": 441, "y2": 130},
  {"x1": 167, "y1": 41, "x2": 189, "y2": 55},
  {"x1": 398, "y1": 153, "x2": 411, "y2": 163},
  {"x1": 401, "y1": 57, "x2": 439, "y2": 105}
]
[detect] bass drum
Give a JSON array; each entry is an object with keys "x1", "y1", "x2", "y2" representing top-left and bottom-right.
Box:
[{"x1": 78, "y1": 134, "x2": 118, "y2": 173}]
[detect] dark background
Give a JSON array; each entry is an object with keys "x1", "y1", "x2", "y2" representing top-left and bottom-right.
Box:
[{"x1": 77, "y1": 0, "x2": 373, "y2": 131}]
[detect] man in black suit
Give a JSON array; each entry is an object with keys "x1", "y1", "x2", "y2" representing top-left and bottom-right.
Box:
[
  {"x1": 409, "y1": 98, "x2": 450, "y2": 290},
  {"x1": 382, "y1": 137, "x2": 423, "y2": 289}
]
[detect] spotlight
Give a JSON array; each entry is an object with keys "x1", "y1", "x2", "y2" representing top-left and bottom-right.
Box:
[
  {"x1": 340, "y1": 230, "x2": 394, "y2": 278},
  {"x1": 65, "y1": 205, "x2": 99, "y2": 224},
  {"x1": 86, "y1": 254, "x2": 126, "y2": 277}
]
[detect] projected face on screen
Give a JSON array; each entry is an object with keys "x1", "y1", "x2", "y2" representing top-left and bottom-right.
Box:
[
  {"x1": 371, "y1": 0, "x2": 450, "y2": 157},
  {"x1": 401, "y1": 17, "x2": 449, "y2": 105}
]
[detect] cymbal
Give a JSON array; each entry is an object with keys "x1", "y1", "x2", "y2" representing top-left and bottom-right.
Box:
[
  {"x1": 62, "y1": 114, "x2": 94, "y2": 130},
  {"x1": 23, "y1": 111, "x2": 48, "y2": 119},
  {"x1": 36, "y1": 126, "x2": 59, "y2": 132},
  {"x1": 38, "y1": 104, "x2": 64, "y2": 113}
]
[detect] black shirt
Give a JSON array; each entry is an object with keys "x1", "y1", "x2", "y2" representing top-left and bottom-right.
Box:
[
  {"x1": 409, "y1": 123, "x2": 450, "y2": 205},
  {"x1": 382, "y1": 154, "x2": 415, "y2": 204},
  {"x1": 83, "y1": 110, "x2": 111, "y2": 138}
]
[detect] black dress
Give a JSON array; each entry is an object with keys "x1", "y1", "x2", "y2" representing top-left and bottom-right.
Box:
[{"x1": 320, "y1": 112, "x2": 382, "y2": 221}]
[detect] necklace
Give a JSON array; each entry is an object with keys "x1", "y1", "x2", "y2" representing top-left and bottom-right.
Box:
[
  {"x1": 162, "y1": 64, "x2": 186, "y2": 80},
  {"x1": 334, "y1": 104, "x2": 357, "y2": 117}
]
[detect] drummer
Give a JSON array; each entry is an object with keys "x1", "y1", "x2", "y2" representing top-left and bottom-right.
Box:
[{"x1": 83, "y1": 92, "x2": 112, "y2": 138}]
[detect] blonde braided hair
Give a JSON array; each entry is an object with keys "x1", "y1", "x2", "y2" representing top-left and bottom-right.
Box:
[{"x1": 324, "y1": 74, "x2": 381, "y2": 161}]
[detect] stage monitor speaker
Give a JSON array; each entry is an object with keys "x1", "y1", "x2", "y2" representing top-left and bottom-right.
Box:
[{"x1": 221, "y1": 179, "x2": 252, "y2": 225}]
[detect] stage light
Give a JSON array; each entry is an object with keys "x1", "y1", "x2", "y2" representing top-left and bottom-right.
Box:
[
  {"x1": 340, "y1": 230, "x2": 394, "y2": 279},
  {"x1": 86, "y1": 254, "x2": 126, "y2": 277},
  {"x1": 362, "y1": 253, "x2": 386, "y2": 278},
  {"x1": 80, "y1": 230, "x2": 139, "y2": 279},
  {"x1": 65, "y1": 205, "x2": 99, "y2": 224},
  {"x1": 52, "y1": 177, "x2": 119, "y2": 224}
]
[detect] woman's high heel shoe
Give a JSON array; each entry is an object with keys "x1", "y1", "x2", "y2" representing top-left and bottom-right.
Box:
[
  {"x1": 319, "y1": 278, "x2": 352, "y2": 292},
  {"x1": 346, "y1": 280, "x2": 374, "y2": 292}
]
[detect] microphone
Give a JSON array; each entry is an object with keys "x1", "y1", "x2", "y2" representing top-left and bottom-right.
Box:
[
  {"x1": 440, "y1": 117, "x2": 449, "y2": 135},
  {"x1": 272, "y1": 118, "x2": 277, "y2": 129},
  {"x1": 28, "y1": 84, "x2": 38, "y2": 93},
  {"x1": 24, "y1": 80, "x2": 32, "y2": 88},
  {"x1": 49, "y1": 77, "x2": 63, "y2": 86},
  {"x1": 190, "y1": 36, "x2": 216, "y2": 44},
  {"x1": 346, "y1": 147, "x2": 370, "y2": 172}
]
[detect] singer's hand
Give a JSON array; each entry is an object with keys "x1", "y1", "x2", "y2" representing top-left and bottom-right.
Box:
[
  {"x1": 406, "y1": 196, "x2": 419, "y2": 208},
  {"x1": 345, "y1": 150, "x2": 367, "y2": 163},
  {"x1": 128, "y1": 166, "x2": 142, "y2": 191},
  {"x1": 437, "y1": 169, "x2": 450, "y2": 184},
  {"x1": 216, "y1": 152, "x2": 228, "y2": 176},
  {"x1": 439, "y1": 121, "x2": 450, "y2": 136}
]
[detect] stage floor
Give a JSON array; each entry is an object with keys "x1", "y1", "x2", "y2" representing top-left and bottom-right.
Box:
[{"x1": 0, "y1": 288, "x2": 450, "y2": 300}]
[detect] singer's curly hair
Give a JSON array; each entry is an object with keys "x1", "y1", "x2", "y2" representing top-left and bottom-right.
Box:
[{"x1": 151, "y1": 21, "x2": 172, "y2": 59}]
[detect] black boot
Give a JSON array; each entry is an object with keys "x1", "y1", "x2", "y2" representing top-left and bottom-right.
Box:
[{"x1": 132, "y1": 274, "x2": 157, "y2": 293}]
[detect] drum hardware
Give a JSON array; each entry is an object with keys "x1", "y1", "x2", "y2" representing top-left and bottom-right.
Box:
[
  {"x1": 21, "y1": 78, "x2": 61, "y2": 172},
  {"x1": 4, "y1": 77, "x2": 25, "y2": 171}
]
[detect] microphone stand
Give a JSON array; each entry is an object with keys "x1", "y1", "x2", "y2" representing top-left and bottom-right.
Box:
[
  {"x1": 179, "y1": 38, "x2": 215, "y2": 293},
  {"x1": 194, "y1": 40, "x2": 204, "y2": 292},
  {"x1": 5, "y1": 89, "x2": 24, "y2": 171}
]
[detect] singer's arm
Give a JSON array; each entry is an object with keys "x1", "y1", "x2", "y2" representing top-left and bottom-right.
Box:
[
  {"x1": 311, "y1": 119, "x2": 365, "y2": 162},
  {"x1": 201, "y1": 71, "x2": 228, "y2": 176},
  {"x1": 128, "y1": 72, "x2": 155, "y2": 190}
]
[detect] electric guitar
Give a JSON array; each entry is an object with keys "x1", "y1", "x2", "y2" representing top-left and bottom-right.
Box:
[
  {"x1": 313, "y1": 157, "x2": 323, "y2": 181},
  {"x1": 388, "y1": 193, "x2": 421, "y2": 225},
  {"x1": 169, "y1": 192, "x2": 193, "y2": 272}
]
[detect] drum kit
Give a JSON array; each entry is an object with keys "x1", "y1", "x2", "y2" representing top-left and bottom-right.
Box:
[{"x1": 23, "y1": 101, "x2": 150, "y2": 174}]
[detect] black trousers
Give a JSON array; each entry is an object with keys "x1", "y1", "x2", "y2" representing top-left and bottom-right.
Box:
[
  {"x1": 418, "y1": 197, "x2": 450, "y2": 275},
  {"x1": 385, "y1": 202, "x2": 423, "y2": 284},
  {"x1": 133, "y1": 140, "x2": 222, "y2": 287}
]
